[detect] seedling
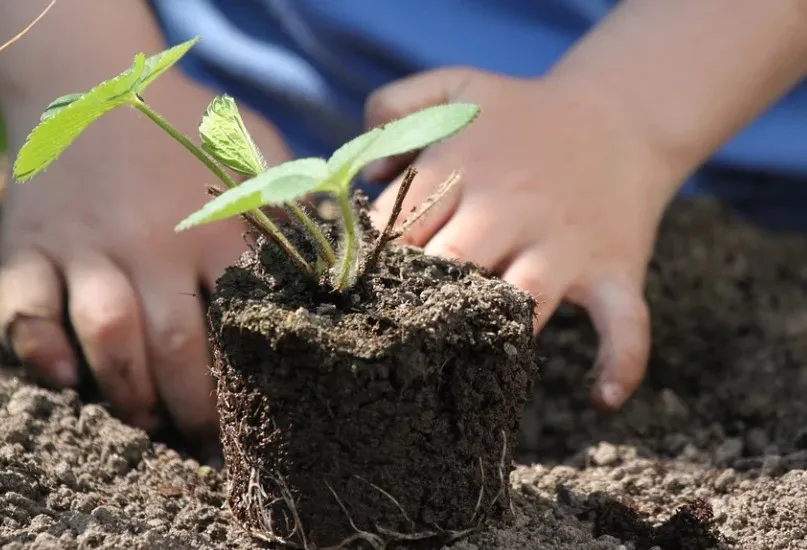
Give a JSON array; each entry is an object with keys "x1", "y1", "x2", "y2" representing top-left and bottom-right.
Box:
[{"x1": 12, "y1": 36, "x2": 479, "y2": 291}]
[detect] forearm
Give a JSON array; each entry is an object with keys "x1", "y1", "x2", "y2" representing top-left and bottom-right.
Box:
[{"x1": 549, "y1": 0, "x2": 807, "y2": 179}]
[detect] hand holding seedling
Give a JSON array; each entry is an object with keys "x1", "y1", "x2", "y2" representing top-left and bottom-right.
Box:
[
  {"x1": 5, "y1": 0, "x2": 807, "y2": 448},
  {"x1": 1, "y1": 37, "x2": 479, "y2": 454},
  {"x1": 362, "y1": 68, "x2": 679, "y2": 410},
  {"x1": 362, "y1": 0, "x2": 807, "y2": 410}
]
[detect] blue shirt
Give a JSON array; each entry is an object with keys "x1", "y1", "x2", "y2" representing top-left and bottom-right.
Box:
[{"x1": 149, "y1": 0, "x2": 807, "y2": 230}]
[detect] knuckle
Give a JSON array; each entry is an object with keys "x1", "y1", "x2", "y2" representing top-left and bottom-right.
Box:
[
  {"x1": 73, "y1": 298, "x2": 136, "y2": 343},
  {"x1": 434, "y1": 241, "x2": 468, "y2": 263},
  {"x1": 6, "y1": 317, "x2": 48, "y2": 361},
  {"x1": 507, "y1": 271, "x2": 548, "y2": 302},
  {"x1": 149, "y1": 318, "x2": 198, "y2": 360},
  {"x1": 365, "y1": 89, "x2": 397, "y2": 124},
  {"x1": 92, "y1": 353, "x2": 134, "y2": 385}
]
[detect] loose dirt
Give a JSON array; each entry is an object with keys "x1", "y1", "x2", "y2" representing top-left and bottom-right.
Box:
[
  {"x1": 209, "y1": 223, "x2": 536, "y2": 547},
  {"x1": 1, "y1": 195, "x2": 806, "y2": 549}
]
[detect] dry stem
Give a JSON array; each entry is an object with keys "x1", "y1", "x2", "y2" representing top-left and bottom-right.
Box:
[
  {"x1": 391, "y1": 170, "x2": 461, "y2": 240},
  {"x1": 362, "y1": 165, "x2": 418, "y2": 275}
]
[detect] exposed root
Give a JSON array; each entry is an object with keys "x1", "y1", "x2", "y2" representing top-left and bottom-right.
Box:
[
  {"x1": 354, "y1": 475, "x2": 416, "y2": 530},
  {"x1": 323, "y1": 482, "x2": 386, "y2": 550},
  {"x1": 229, "y1": 466, "x2": 311, "y2": 549},
  {"x1": 319, "y1": 432, "x2": 511, "y2": 549},
  {"x1": 224, "y1": 415, "x2": 310, "y2": 548},
  {"x1": 494, "y1": 429, "x2": 514, "y2": 517},
  {"x1": 470, "y1": 457, "x2": 486, "y2": 524},
  {"x1": 228, "y1": 425, "x2": 512, "y2": 549}
]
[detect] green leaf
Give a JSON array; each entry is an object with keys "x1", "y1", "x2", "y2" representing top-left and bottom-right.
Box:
[
  {"x1": 175, "y1": 157, "x2": 329, "y2": 231},
  {"x1": 136, "y1": 36, "x2": 200, "y2": 94},
  {"x1": 13, "y1": 54, "x2": 147, "y2": 182},
  {"x1": 40, "y1": 93, "x2": 85, "y2": 121},
  {"x1": 326, "y1": 127, "x2": 382, "y2": 172},
  {"x1": 353, "y1": 103, "x2": 479, "y2": 172},
  {"x1": 199, "y1": 95, "x2": 265, "y2": 177}
]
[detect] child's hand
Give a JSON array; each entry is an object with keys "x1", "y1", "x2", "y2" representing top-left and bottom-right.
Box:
[
  {"x1": 0, "y1": 76, "x2": 291, "y2": 455},
  {"x1": 365, "y1": 68, "x2": 683, "y2": 410}
]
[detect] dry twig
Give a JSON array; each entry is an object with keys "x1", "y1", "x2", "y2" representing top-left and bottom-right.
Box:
[{"x1": 0, "y1": 1, "x2": 58, "y2": 55}]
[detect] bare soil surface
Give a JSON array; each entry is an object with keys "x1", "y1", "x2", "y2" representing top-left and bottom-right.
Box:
[{"x1": 1, "y1": 196, "x2": 806, "y2": 549}]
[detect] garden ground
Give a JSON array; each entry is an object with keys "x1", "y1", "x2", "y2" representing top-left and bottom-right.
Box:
[{"x1": 0, "y1": 172, "x2": 806, "y2": 548}]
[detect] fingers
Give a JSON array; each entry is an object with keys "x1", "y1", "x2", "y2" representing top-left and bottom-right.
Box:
[
  {"x1": 423, "y1": 202, "x2": 514, "y2": 269},
  {"x1": 500, "y1": 247, "x2": 569, "y2": 334},
  {"x1": 66, "y1": 255, "x2": 157, "y2": 430},
  {"x1": 369, "y1": 163, "x2": 461, "y2": 245},
  {"x1": 363, "y1": 68, "x2": 477, "y2": 182},
  {"x1": 136, "y1": 271, "x2": 218, "y2": 451},
  {"x1": 502, "y1": 246, "x2": 650, "y2": 410},
  {"x1": 0, "y1": 249, "x2": 77, "y2": 387},
  {"x1": 365, "y1": 67, "x2": 476, "y2": 130},
  {"x1": 572, "y1": 279, "x2": 651, "y2": 411}
]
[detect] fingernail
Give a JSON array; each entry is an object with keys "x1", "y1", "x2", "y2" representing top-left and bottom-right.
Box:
[
  {"x1": 598, "y1": 381, "x2": 626, "y2": 409},
  {"x1": 51, "y1": 360, "x2": 78, "y2": 387}
]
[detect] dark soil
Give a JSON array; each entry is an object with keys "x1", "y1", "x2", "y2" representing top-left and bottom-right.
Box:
[
  {"x1": 1, "y1": 195, "x2": 807, "y2": 549},
  {"x1": 207, "y1": 215, "x2": 537, "y2": 547}
]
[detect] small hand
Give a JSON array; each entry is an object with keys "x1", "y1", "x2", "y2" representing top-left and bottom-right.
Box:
[
  {"x1": 364, "y1": 68, "x2": 680, "y2": 410},
  {"x1": 0, "y1": 76, "x2": 290, "y2": 456}
]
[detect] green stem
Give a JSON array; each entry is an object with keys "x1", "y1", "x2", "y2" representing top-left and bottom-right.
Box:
[
  {"x1": 131, "y1": 98, "x2": 313, "y2": 276},
  {"x1": 287, "y1": 203, "x2": 337, "y2": 267},
  {"x1": 132, "y1": 98, "x2": 238, "y2": 190},
  {"x1": 334, "y1": 189, "x2": 360, "y2": 291}
]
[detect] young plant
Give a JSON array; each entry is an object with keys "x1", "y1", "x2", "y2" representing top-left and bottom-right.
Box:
[{"x1": 12, "y1": 36, "x2": 479, "y2": 291}]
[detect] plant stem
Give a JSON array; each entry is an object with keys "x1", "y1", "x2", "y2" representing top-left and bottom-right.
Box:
[
  {"x1": 363, "y1": 166, "x2": 417, "y2": 276},
  {"x1": 286, "y1": 203, "x2": 336, "y2": 267},
  {"x1": 334, "y1": 189, "x2": 360, "y2": 291},
  {"x1": 132, "y1": 98, "x2": 238, "y2": 190},
  {"x1": 132, "y1": 98, "x2": 314, "y2": 276}
]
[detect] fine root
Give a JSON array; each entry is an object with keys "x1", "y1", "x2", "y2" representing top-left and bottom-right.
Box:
[
  {"x1": 231, "y1": 428, "x2": 512, "y2": 549},
  {"x1": 323, "y1": 481, "x2": 387, "y2": 550},
  {"x1": 226, "y1": 416, "x2": 310, "y2": 548},
  {"x1": 232, "y1": 466, "x2": 311, "y2": 549},
  {"x1": 320, "y1": 431, "x2": 512, "y2": 549}
]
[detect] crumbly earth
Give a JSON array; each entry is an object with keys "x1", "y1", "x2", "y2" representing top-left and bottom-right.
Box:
[
  {"x1": 208, "y1": 231, "x2": 537, "y2": 547},
  {"x1": 1, "y1": 195, "x2": 806, "y2": 549}
]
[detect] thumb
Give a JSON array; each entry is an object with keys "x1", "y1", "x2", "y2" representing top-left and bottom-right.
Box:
[
  {"x1": 575, "y1": 278, "x2": 651, "y2": 411},
  {"x1": 363, "y1": 67, "x2": 476, "y2": 180}
]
